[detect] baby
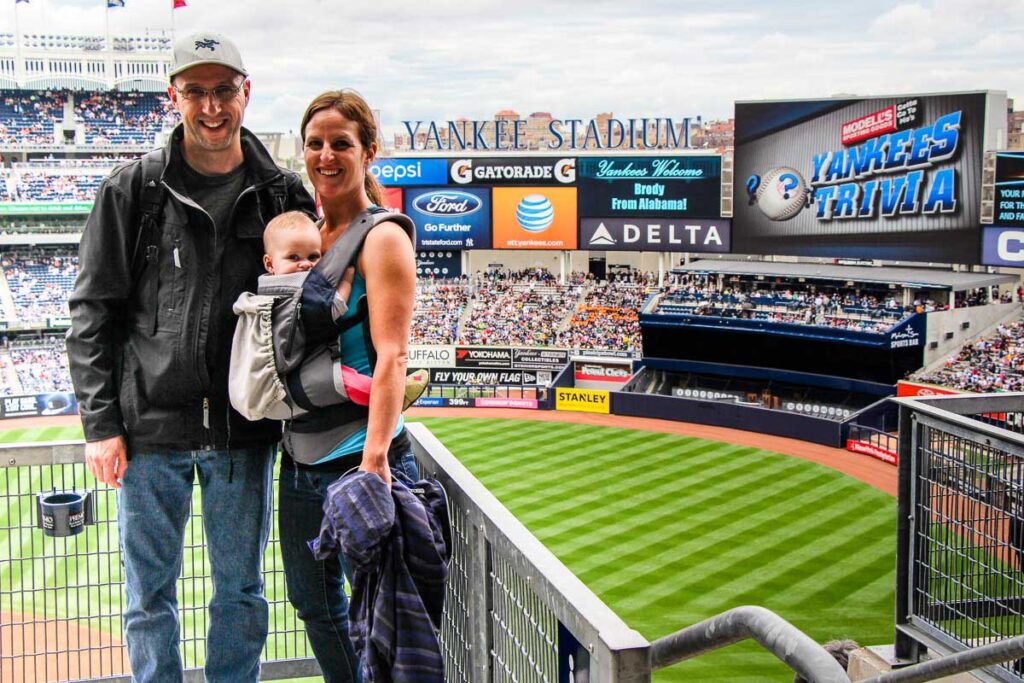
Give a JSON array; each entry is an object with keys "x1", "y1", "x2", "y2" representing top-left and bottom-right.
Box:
[{"x1": 261, "y1": 211, "x2": 427, "y2": 411}]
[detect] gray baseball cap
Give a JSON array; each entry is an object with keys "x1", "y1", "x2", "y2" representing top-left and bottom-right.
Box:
[{"x1": 168, "y1": 31, "x2": 248, "y2": 82}]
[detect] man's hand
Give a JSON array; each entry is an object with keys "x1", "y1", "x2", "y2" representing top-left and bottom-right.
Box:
[{"x1": 85, "y1": 435, "x2": 128, "y2": 489}]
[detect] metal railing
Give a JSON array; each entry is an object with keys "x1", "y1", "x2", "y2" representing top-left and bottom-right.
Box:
[
  {"x1": 7, "y1": 422, "x2": 1024, "y2": 681},
  {"x1": 895, "y1": 392, "x2": 1024, "y2": 682}
]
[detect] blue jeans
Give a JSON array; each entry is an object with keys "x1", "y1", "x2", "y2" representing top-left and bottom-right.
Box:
[
  {"x1": 117, "y1": 446, "x2": 276, "y2": 683},
  {"x1": 279, "y1": 450, "x2": 418, "y2": 683}
]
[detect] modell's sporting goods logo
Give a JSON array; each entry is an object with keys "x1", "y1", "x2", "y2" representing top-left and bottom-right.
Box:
[
  {"x1": 516, "y1": 195, "x2": 554, "y2": 232},
  {"x1": 412, "y1": 191, "x2": 482, "y2": 217}
]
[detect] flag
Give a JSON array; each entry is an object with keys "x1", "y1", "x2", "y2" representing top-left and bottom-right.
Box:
[
  {"x1": 173, "y1": 0, "x2": 186, "y2": 7},
  {"x1": 15, "y1": 0, "x2": 30, "y2": 5},
  {"x1": 107, "y1": 0, "x2": 124, "y2": 7}
]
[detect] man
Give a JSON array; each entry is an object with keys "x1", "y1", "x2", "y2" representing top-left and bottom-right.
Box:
[{"x1": 67, "y1": 31, "x2": 315, "y2": 682}]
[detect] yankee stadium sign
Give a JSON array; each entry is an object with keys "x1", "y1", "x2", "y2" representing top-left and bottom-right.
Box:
[{"x1": 402, "y1": 116, "x2": 702, "y2": 151}]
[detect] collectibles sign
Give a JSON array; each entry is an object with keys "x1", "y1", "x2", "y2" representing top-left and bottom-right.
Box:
[
  {"x1": 405, "y1": 187, "x2": 491, "y2": 249},
  {"x1": 449, "y1": 157, "x2": 576, "y2": 185},
  {"x1": 402, "y1": 116, "x2": 701, "y2": 151},
  {"x1": 733, "y1": 92, "x2": 998, "y2": 263},
  {"x1": 580, "y1": 218, "x2": 730, "y2": 252},
  {"x1": 577, "y1": 156, "x2": 721, "y2": 218}
]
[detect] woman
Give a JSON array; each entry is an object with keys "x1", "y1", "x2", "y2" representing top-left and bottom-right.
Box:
[{"x1": 278, "y1": 89, "x2": 418, "y2": 682}]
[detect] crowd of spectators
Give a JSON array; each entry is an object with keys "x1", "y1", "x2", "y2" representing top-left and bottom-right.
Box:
[
  {"x1": 74, "y1": 90, "x2": 177, "y2": 145},
  {"x1": 412, "y1": 276, "x2": 471, "y2": 344},
  {"x1": 657, "y1": 274, "x2": 911, "y2": 334},
  {"x1": 459, "y1": 268, "x2": 586, "y2": 346},
  {"x1": 2, "y1": 249, "x2": 78, "y2": 321},
  {"x1": 2, "y1": 170, "x2": 105, "y2": 202},
  {"x1": 0, "y1": 88, "x2": 176, "y2": 148},
  {"x1": 0, "y1": 90, "x2": 65, "y2": 145},
  {"x1": 553, "y1": 270, "x2": 654, "y2": 351},
  {"x1": 6, "y1": 337, "x2": 72, "y2": 394},
  {"x1": 917, "y1": 320, "x2": 1024, "y2": 393}
]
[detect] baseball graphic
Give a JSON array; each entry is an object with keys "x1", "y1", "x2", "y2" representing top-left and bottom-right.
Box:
[{"x1": 752, "y1": 167, "x2": 809, "y2": 221}]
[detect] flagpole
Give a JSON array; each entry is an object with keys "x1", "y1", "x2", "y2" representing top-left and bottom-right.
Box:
[
  {"x1": 105, "y1": 2, "x2": 111, "y2": 52},
  {"x1": 13, "y1": 1, "x2": 22, "y2": 87}
]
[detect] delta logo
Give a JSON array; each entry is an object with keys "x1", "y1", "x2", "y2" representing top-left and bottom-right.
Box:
[{"x1": 412, "y1": 191, "x2": 482, "y2": 217}]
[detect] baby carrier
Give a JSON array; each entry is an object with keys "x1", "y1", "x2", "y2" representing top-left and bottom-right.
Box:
[{"x1": 228, "y1": 207, "x2": 415, "y2": 429}]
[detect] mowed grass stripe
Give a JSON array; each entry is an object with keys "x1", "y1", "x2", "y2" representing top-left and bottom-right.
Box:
[
  {"x1": 681, "y1": 515, "x2": 893, "y2": 612},
  {"x1": 505, "y1": 440, "x2": 752, "y2": 525},
  {"x1": 412, "y1": 418, "x2": 895, "y2": 682},
  {"x1": 566, "y1": 465, "x2": 844, "y2": 582},
  {"x1": 591, "y1": 474, "x2": 872, "y2": 601},
  {"x1": 465, "y1": 428, "x2": 684, "y2": 491},
  {"x1": 538, "y1": 448, "x2": 813, "y2": 556},
  {"x1": 0, "y1": 425, "x2": 83, "y2": 443}
]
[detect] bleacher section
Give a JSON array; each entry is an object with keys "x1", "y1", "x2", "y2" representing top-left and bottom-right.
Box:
[
  {"x1": 0, "y1": 90, "x2": 64, "y2": 145},
  {"x1": 917, "y1": 318, "x2": 1024, "y2": 392},
  {"x1": 4, "y1": 336, "x2": 71, "y2": 395},
  {"x1": 2, "y1": 248, "x2": 78, "y2": 323},
  {"x1": 0, "y1": 89, "x2": 176, "y2": 147}
]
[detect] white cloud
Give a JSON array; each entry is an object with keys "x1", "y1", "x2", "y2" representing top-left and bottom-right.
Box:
[{"x1": 0, "y1": 0, "x2": 1020, "y2": 135}]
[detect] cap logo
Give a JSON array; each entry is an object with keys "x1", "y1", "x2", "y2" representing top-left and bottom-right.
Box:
[{"x1": 194, "y1": 38, "x2": 219, "y2": 51}]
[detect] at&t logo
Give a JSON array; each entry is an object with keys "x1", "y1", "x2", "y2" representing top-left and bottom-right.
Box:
[{"x1": 516, "y1": 195, "x2": 554, "y2": 232}]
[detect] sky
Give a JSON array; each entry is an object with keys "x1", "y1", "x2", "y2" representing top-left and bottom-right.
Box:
[{"x1": 2, "y1": 0, "x2": 1023, "y2": 138}]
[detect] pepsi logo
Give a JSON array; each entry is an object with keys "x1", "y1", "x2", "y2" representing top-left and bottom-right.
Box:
[{"x1": 413, "y1": 191, "x2": 482, "y2": 217}]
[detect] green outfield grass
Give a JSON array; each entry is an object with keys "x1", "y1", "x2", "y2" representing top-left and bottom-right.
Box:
[
  {"x1": 412, "y1": 417, "x2": 897, "y2": 682},
  {"x1": 0, "y1": 417, "x2": 897, "y2": 681}
]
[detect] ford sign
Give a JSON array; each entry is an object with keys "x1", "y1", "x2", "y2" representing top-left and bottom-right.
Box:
[{"x1": 412, "y1": 191, "x2": 483, "y2": 217}]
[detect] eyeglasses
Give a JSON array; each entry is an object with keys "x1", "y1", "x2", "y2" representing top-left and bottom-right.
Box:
[{"x1": 172, "y1": 82, "x2": 244, "y2": 102}]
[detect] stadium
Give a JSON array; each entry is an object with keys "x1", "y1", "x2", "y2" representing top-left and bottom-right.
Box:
[{"x1": 1, "y1": 14, "x2": 1024, "y2": 683}]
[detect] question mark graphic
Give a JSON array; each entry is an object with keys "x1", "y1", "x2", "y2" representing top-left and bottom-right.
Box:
[
  {"x1": 745, "y1": 174, "x2": 760, "y2": 205},
  {"x1": 778, "y1": 173, "x2": 799, "y2": 201}
]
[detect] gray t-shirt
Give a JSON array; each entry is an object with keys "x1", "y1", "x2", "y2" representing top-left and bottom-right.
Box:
[{"x1": 180, "y1": 160, "x2": 250, "y2": 373}]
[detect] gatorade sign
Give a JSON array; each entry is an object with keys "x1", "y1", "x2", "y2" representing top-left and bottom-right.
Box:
[{"x1": 555, "y1": 388, "x2": 610, "y2": 414}]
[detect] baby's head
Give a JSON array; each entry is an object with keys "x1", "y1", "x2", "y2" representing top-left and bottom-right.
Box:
[{"x1": 263, "y1": 211, "x2": 321, "y2": 275}]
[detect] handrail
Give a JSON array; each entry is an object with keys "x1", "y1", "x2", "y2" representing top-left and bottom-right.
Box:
[
  {"x1": 862, "y1": 636, "x2": 1024, "y2": 683},
  {"x1": 648, "y1": 605, "x2": 851, "y2": 683}
]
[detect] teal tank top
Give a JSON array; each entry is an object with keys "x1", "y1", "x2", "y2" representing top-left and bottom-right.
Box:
[{"x1": 317, "y1": 271, "x2": 405, "y2": 463}]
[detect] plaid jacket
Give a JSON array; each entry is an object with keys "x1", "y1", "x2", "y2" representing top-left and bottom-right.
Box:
[{"x1": 310, "y1": 470, "x2": 451, "y2": 682}]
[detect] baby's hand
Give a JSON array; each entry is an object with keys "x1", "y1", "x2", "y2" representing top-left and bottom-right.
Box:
[{"x1": 336, "y1": 266, "x2": 355, "y2": 301}]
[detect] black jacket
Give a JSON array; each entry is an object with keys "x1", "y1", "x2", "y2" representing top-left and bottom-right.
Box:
[{"x1": 67, "y1": 125, "x2": 316, "y2": 452}]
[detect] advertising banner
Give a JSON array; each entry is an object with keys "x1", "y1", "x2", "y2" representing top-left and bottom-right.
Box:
[
  {"x1": 511, "y1": 347, "x2": 570, "y2": 370},
  {"x1": 981, "y1": 226, "x2": 1024, "y2": 267},
  {"x1": 475, "y1": 397, "x2": 538, "y2": 409},
  {"x1": 577, "y1": 156, "x2": 721, "y2": 218},
  {"x1": 579, "y1": 217, "x2": 730, "y2": 252},
  {"x1": 455, "y1": 346, "x2": 513, "y2": 369},
  {"x1": 449, "y1": 157, "x2": 576, "y2": 185},
  {"x1": 416, "y1": 250, "x2": 462, "y2": 278},
  {"x1": 382, "y1": 187, "x2": 403, "y2": 212},
  {"x1": 555, "y1": 387, "x2": 610, "y2": 414},
  {"x1": 405, "y1": 187, "x2": 491, "y2": 249},
  {"x1": 733, "y1": 92, "x2": 991, "y2": 262},
  {"x1": 995, "y1": 152, "x2": 1024, "y2": 226},
  {"x1": 370, "y1": 158, "x2": 448, "y2": 186},
  {"x1": 888, "y1": 315, "x2": 925, "y2": 350},
  {"x1": 846, "y1": 439, "x2": 897, "y2": 465},
  {"x1": 492, "y1": 187, "x2": 578, "y2": 249},
  {"x1": 1, "y1": 392, "x2": 77, "y2": 419},
  {"x1": 409, "y1": 345, "x2": 457, "y2": 368},
  {"x1": 0, "y1": 202, "x2": 92, "y2": 215},
  {"x1": 430, "y1": 369, "x2": 540, "y2": 385},
  {"x1": 895, "y1": 380, "x2": 964, "y2": 397},
  {"x1": 574, "y1": 361, "x2": 631, "y2": 383}
]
